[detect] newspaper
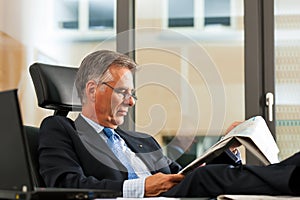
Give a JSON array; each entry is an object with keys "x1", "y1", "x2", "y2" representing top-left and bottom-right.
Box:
[{"x1": 178, "y1": 116, "x2": 279, "y2": 175}]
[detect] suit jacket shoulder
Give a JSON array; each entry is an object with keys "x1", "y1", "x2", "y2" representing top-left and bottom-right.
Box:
[{"x1": 39, "y1": 115, "x2": 125, "y2": 192}]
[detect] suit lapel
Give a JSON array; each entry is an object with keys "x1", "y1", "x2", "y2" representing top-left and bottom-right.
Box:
[
  {"x1": 74, "y1": 115, "x2": 125, "y2": 169},
  {"x1": 115, "y1": 128, "x2": 157, "y2": 172},
  {"x1": 74, "y1": 116, "x2": 162, "y2": 173}
]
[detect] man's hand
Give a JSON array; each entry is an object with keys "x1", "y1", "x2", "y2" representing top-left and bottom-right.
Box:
[
  {"x1": 225, "y1": 121, "x2": 243, "y2": 153},
  {"x1": 144, "y1": 172, "x2": 184, "y2": 197},
  {"x1": 225, "y1": 121, "x2": 242, "y2": 135}
]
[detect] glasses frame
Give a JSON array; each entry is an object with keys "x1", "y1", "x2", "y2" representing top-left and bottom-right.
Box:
[{"x1": 101, "y1": 82, "x2": 138, "y2": 101}]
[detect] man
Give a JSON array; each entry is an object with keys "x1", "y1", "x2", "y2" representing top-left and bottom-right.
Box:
[{"x1": 39, "y1": 50, "x2": 300, "y2": 198}]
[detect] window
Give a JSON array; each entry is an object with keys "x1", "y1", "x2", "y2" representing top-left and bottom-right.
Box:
[
  {"x1": 168, "y1": 0, "x2": 194, "y2": 27},
  {"x1": 54, "y1": 0, "x2": 115, "y2": 31},
  {"x1": 89, "y1": 0, "x2": 114, "y2": 30},
  {"x1": 55, "y1": 0, "x2": 79, "y2": 29},
  {"x1": 204, "y1": 0, "x2": 230, "y2": 26},
  {"x1": 168, "y1": 0, "x2": 231, "y2": 29}
]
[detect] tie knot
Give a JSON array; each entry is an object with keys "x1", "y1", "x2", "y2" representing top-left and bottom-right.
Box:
[{"x1": 103, "y1": 127, "x2": 114, "y2": 138}]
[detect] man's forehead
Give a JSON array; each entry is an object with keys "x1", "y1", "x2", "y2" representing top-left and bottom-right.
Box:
[
  {"x1": 109, "y1": 66, "x2": 133, "y2": 79},
  {"x1": 106, "y1": 66, "x2": 134, "y2": 87}
]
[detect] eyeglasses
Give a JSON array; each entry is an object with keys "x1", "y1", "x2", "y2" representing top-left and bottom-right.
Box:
[{"x1": 102, "y1": 82, "x2": 138, "y2": 101}]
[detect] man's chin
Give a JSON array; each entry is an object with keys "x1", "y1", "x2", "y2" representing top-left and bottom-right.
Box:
[{"x1": 113, "y1": 117, "x2": 124, "y2": 126}]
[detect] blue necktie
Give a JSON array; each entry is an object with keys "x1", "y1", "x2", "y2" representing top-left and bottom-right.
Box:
[{"x1": 103, "y1": 128, "x2": 138, "y2": 179}]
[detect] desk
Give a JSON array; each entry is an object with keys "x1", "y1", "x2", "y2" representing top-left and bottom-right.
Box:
[{"x1": 2, "y1": 191, "x2": 300, "y2": 200}]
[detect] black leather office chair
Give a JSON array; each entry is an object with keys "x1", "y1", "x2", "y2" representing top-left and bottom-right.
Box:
[{"x1": 26, "y1": 62, "x2": 81, "y2": 187}]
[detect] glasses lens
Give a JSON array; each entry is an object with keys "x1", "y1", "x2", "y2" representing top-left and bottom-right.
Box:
[{"x1": 102, "y1": 82, "x2": 137, "y2": 100}]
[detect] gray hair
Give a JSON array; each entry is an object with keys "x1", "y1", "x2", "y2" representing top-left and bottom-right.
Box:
[{"x1": 75, "y1": 50, "x2": 137, "y2": 103}]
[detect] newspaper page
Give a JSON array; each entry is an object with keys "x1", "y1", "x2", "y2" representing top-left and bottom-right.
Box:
[{"x1": 178, "y1": 116, "x2": 279, "y2": 175}]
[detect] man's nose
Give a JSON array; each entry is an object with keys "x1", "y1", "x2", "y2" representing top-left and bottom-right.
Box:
[{"x1": 124, "y1": 96, "x2": 135, "y2": 107}]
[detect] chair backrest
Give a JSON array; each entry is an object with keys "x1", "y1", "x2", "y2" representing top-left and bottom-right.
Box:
[
  {"x1": 29, "y1": 62, "x2": 81, "y2": 116},
  {"x1": 24, "y1": 125, "x2": 45, "y2": 187},
  {"x1": 27, "y1": 62, "x2": 81, "y2": 187}
]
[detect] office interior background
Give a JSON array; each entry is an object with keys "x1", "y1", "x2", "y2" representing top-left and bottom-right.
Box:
[{"x1": 0, "y1": 0, "x2": 300, "y2": 165}]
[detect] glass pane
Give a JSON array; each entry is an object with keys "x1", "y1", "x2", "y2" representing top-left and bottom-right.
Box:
[
  {"x1": 89, "y1": 0, "x2": 114, "y2": 30},
  {"x1": 275, "y1": 0, "x2": 300, "y2": 160},
  {"x1": 168, "y1": 0, "x2": 194, "y2": 27},
  {"x1": 55, "y1": 0, "x2": 79, "y2": 29},
  {"x1": 135, "y1": 0, "x2": 244, "y2": 165},
  {"x1": 0, "y1": 0, "x2": 116, "y2": 126},
  {"x1": 204, "y1": 0, "x2": 231, "y2": 26}
]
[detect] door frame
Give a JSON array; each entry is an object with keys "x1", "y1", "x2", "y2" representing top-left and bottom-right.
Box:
[{"x1": 244, "y1": 0, "x2": 275, "y2": 164}]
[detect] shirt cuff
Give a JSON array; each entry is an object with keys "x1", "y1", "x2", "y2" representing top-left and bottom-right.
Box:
[
  {"x1": 225, "y1": 148, "x2": 242, "y2": 164},
  {"x1": 123, "y1": 177, "x2": 147, "y2": 198}
]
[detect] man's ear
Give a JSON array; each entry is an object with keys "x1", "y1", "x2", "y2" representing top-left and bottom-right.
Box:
[{"x1": 85, "y1": 81, "x2": 97, "y2": 102}]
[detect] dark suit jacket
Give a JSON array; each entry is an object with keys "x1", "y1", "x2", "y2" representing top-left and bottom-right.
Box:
[
  {"x1": 38, "y1": 115, "x2": 182, "y2": 193},
  {"x1": 39, "y1": 115, "x2": 243, "y2": 196}
]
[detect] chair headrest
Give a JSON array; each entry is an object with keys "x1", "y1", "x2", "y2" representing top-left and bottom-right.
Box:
[{"x1": 29, "y1": 63, "x2": 82, "y2": 115}]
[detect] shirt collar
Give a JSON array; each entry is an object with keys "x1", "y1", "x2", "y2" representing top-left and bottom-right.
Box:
[{"x1": 80, "y1": 113, "x2": 104, "y2": 133}]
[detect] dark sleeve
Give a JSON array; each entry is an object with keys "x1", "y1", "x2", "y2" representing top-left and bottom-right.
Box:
[
  {"x1": 165, "y1": 156, "x2": 182, "y2": 173},
  {"x1": 148, "y1": 135, "x2": 182, "y2": 174},
  {"x1": 38, "y1": 116, "x2": 124, "y2": 192},
  {"x1": 207, "y1": 149, "x2": 241, "y2": 166}
]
